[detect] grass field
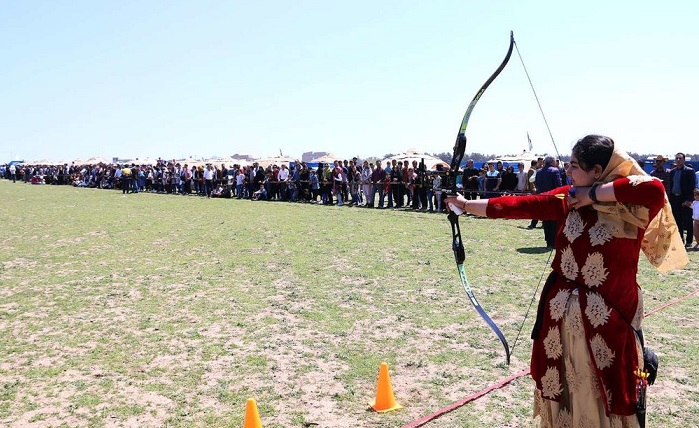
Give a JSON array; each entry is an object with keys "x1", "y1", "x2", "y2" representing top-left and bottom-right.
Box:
[{"x1": 1, "y1": 180, "x2": 697, "y2": 427}]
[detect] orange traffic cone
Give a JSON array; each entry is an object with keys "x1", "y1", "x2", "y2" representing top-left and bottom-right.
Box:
[
  {"x1": 243, "y1": 398, "x2": 263, "y2": 428},
  {"x1": 369, "y1": 362, "x2": 403, "y2": 412}
]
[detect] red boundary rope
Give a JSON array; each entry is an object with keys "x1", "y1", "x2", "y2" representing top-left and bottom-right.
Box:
[{"x1": 400, "y1": 287, "x2": 699, "y2": 428}]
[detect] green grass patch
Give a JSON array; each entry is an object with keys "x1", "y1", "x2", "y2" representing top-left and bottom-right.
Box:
[{"x1": 0, "y1": 181, "x2": 697, "y2": 427}]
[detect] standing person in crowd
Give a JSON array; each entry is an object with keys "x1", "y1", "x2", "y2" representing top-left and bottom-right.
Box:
[
  {"x1": 447, "y1": 134, "x2": 688, "y2": 428},
  {"x1": 535, "y1": 156, "x2": 563, "y2": 248},
  {"x1": 406, "y1": 167, "x2": 416, "y2": 208},
  {"x1": 516, "y1": 162, "x2": 528, "y2": 192},
  {"x1": 360, "y1": 160, "x2": 373, "y2": 207},
  {"x1": 247, "y1": 163, "x2": 258, "y2": 199},
  {"x1": 9, "y1": 164, "x2": 17, "y2": 183},
  {"x1": 417, "y1": 161, "x2": 428, "y2": 210},
  {"x1": 462, "y1": 160, "x2": 480, "y2": 200},
  {"x1": 204, "y1": 164, "x2": 215, "y2": 197},
  {"x1": 321, "y1": 163, "x2": 332, "y2": 205},
  {"x1": 556, "y1": 159, "x2": 568, "y2": 186},
  {"x1": 235, "y1": 168, "x2": 245, "y2": 199},
  {"x1": 309, "y1": 169, "x2": 320, "y2": 203},
  {"x1": 692, "y1": 188, "x2": 699, "y2": 251},
  {"x1": 484, "y1": 162, "x2": 501, "y2": 199},
  {"x1": 477, "y1": 169, "x2": 486, "y2": 194},
  {"x1": 182, "y1": 164, "x2": 192, "y2": 195},
  {"x1": 390, "y1": 159, "x2": 402, "y2": 208},
  {"x1": 120, "y1": 165, "x2": 131, "y2": 194},
  {"x1": 162, "y1": 167, "x2": 170, "y2": 194},
  {"x1": 501, "y1": 165, "x2": 518, "y2": 191},
  {"x1": 382, "y1": 167, "x2": 393, "y2": 209},
  {"x1": 332, "y1": 161, "x2": 345, "y2": 206},
  {"x1": 432, "y1": 165, "x2": 443, "y2": 213},
  {"x1": 197, "y1": 165, "x2": 205, "y2": 195},
  {"x1": 315, "y1": 163, "x2": 325, "y2": 203},
  {"x1": 668, "y1": 152, "x2": 695, "y2": 247},
  {"x1": 145, "y1": 167, "x2": 154, "y2": 192},
  {"x1": 527, "y1": 160, "x2": 539, "y2": 192},
  {"x1": 496, "y1": 161, "x2": 506, "y2": 178},
  {"x1": 649, "y1": 155, "x2": 670, "y2": 192},
  {"x1": 171, "y1": 164, "x2": 180, "y2": 194},
  {"x1": 350, "y1": 165, "x2": 361, "y2": 206},
  {"x1": 403, "y1": 161, "x2": 412, "y2": 206},
  {"x1": 278, "y1": 164, "x2": 289, "y2": 201},
  {"x1": 371, "y1": 160, "x2": 386, "y2": 209},
  {"x1": 411, "y1": 161, "x2": 420, "y2": 210},
  {"x1": 260, "y1": 164, "x2": 272, "y2": 199}
]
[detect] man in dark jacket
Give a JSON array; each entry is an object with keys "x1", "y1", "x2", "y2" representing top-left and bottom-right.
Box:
[
  {"x1": 534, "y1": 156, "x2": 562, "y2": 248},
  {"x1": 668, "y1": 152, "x2": 695, "y2": 247}
]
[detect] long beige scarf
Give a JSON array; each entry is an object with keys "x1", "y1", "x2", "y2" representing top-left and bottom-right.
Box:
[{"x1": 592, "y1": 145, "x2": 688, "y2": 273}]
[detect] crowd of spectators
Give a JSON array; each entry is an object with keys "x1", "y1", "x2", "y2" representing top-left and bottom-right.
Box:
[
  {"x1": 4, "y1": 153, "x2": 698, "y2": 251},
  {"x1": 0, "y1": 157, "x2": 571, "y2": 211}
]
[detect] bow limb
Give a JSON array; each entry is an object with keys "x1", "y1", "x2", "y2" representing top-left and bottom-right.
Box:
[
  {"x1": 449, "y1": 31, "x2": 515, "y2": 174},
  {"x1": 448, "y1": 31, "x2": 514, "y2": 365},
  {"x1": 449, "y1": 210, "x2": 511, "y2": 364}
]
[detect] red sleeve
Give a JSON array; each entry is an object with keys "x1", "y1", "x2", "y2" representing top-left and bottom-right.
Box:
[
  {"x1": 612, "y1": 176, "x2": 666, "y2": 220},
  {"x1": 486, "y1": 185, "x2": 570, "y2": 221}
]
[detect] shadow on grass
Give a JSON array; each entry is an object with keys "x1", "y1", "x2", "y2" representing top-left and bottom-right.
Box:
[{"x1": 516, "y1": 247, "x2": 553, "y2": 254}]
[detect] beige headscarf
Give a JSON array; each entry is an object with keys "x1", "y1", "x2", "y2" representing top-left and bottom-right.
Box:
[{"x1": 592, "y1": 144, "x2": 688, "y2": 273}]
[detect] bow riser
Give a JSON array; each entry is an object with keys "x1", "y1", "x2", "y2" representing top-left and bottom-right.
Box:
[{"x1": 448, "y1": 31, "x2": 515, "y2": 365}]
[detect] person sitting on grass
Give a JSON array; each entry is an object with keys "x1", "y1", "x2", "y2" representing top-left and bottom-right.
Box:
[{"x1": 252, "y1": 184, "x2": 267, "y2": 201}]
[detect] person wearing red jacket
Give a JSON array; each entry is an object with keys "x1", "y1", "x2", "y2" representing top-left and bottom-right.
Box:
[{"x1": 447, "y1": 135, "x2": 688, "y2": 428}]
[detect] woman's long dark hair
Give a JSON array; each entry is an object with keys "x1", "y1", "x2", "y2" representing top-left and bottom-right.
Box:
[{"x1": 572, "y1": 135, "x2": 614, "y2": 171}]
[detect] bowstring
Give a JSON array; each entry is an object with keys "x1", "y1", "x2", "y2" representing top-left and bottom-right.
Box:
[{"x1": 509, "y1": 38, "x2": 562, "y2": 358}]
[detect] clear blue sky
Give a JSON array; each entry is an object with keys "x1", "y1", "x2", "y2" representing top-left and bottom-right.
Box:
[{"x1": 1, "y1": 0, "x2": 697, "y2": 163}]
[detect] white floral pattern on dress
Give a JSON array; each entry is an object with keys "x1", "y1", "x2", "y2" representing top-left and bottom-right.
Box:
[
  {"x1": 563, "y1": 210, "x2": 585, "y2": 243},
  {"x1": 603, "y1": 383, "x2": 613, "y2": 413},
  {"x1": 578, "y1": 414, "x2": 595, "y2": 428},
  {"x1": 627, "y1": 174, "x2": 654, "y2": 186},
  {"x1": 564, "y1": 356, "x2": 581, "y2": 393},
  {"x1": 585, "y1": 291, "x2": 612, "y2": 327},
  {"x1": 589, "y1": 220, "x2": 613, "y2": 247},
  {"x1": 543, "y1": 326, "x2": 562, "y2": 360},
  {"x1": 590, "y1": 333, "x2": 615, "y2": 370},
  {"x1": 549, "y1": 289, "x2": 571, "y2": 321},
  {"x1": 554, "y1": 408, "x2": 572, "y2": 428},
  {"x1": 588, "y1": 359, "x2": 601, "y2": 398},
  {"x1": 541, "y1": 366, "x2": 563, "y2": 399},
  {"x1": 566, "y1": 297, "x2": 586, "y2": 338},
  {"x1": 610, "y1": 415, "x2": 623, "y2": 428},
  {"x1": 581, "y1": 252, "x2": 608, "y2": 288},
  {"x1": 560, "y1": 246, "x2": 579, "y2": 281}
]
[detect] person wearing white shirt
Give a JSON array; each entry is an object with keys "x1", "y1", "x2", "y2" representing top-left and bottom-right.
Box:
[
  {"x1": 278, "y1": 164, "x2": 289, "y2": 201},
  {"x1": 204, "y1": 165, "x2": 215, "y2": 197},
  {"x1": 236, "y1": 169, "x2": 245, "y2": 199}
]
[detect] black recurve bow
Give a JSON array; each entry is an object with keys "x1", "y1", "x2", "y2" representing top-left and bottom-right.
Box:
[{"x1": 445, "y1": 31, "x2": 515, "y2": 365}]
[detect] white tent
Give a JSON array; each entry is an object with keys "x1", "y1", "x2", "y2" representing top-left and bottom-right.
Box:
[
  {"x1": 128, "y1": 157, "x2": 158, "y2": 166},
  {"x1": 85, "y1": 156, "x2": 108, "y2": 164},
  {"x1": 309, "y1": 154, "x2": 340, "y2": 164},
  {"x1": 254, "y1": 155, "x2": 297, "y2": 168},
  {"x1": 177, "y1": 157, "x2": 205, "y2": 167},
  {"x1": 488, "y1": 151, "x2": 545, "y2": 165},
  {"x1": 205, "y1": 156, "x2": 251, "y2": 167},
  {"x1": 382, "y1": 150, "x2": 447, "y2": 170}
]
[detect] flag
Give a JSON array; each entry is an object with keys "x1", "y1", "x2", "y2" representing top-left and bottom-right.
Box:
[
  {"x1": 527, "y1": 132, "x2": 533, "y2": 151},
  {"x1": 279, "y1": 148, "x2": 283, "y2": 157}
]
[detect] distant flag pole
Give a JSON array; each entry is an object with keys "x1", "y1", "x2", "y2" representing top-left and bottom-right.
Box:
[{"x1": 527, "y1": 132, "x2": 533, "y2": 152}]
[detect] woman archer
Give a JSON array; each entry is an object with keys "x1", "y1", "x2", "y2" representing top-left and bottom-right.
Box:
[{"x1": 447, "y1": 135, "x2": 688, "y2": 427}]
